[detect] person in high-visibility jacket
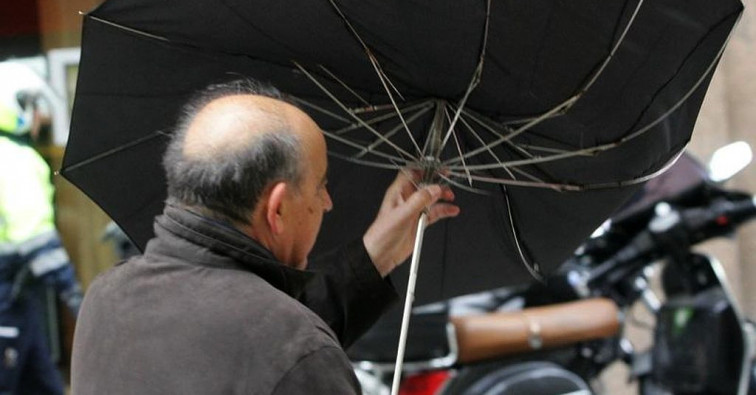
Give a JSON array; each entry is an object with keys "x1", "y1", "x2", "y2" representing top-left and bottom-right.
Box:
[{"x1": 0, "y1": 62, "x2": 82, "y2": 395}]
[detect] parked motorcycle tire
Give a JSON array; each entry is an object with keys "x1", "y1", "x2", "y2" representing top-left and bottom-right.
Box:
[{"x1": 441, "y1": 361, "x2": 592, "y2": 395}]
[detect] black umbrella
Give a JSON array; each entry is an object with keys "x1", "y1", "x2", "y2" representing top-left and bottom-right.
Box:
[{"x1": 62, "y1": 0, "x2": 741, "y2": 303}]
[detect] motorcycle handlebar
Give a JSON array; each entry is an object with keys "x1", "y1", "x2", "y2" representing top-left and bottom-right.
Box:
[
  {"x1": 584, "y1": 194, "x2": 756, "y2": 287},
  {"x1": 684, "y1": 196, "x2": 756, "y2": 235}
]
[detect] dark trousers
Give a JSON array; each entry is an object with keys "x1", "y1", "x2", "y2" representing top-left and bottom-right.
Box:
[{"x1": 0, "y1": 287, "x2": 64, "y2": 395}]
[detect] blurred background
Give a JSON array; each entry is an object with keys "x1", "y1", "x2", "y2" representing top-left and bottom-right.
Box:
[{"x1": 0, "y1": 0, "x2": 754, "y2": 393}]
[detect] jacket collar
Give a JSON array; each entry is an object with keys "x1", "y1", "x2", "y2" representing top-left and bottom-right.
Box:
[{"x1": 147, "y1": 204, "x2": 314, "y2": 298}]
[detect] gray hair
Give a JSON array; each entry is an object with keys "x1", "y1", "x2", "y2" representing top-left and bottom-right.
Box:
[{"x1": 163, "y1": 79, "x2": 303, "y2": 224}]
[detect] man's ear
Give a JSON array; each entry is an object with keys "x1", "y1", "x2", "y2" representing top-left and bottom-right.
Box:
[{"x1": 266, "y1": 182, "x2": 288, "y2": 235}]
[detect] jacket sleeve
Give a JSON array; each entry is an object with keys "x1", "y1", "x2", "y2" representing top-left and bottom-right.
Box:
[
  {"x1": 271, "y1": 346, "x2": 362, "y2": 395},
  {"x1": 12, "y1": 230, "x2": 83, "y2": 316},
  {"x1": 300, "y1": 239, "x2": 397, "y2": 348}
]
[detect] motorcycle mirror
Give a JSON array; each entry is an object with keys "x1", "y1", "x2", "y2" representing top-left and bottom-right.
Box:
[{"x1": 708, "y1": 141, "x2": 752, "y2": 183}]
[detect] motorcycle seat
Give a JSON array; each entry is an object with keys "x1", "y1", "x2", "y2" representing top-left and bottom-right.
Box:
[
  {"x1": 348, "y1": 306, "x2": 452, "y2": 365},
  {"x1": 451, "y1": 298, "x2": 620, "y2": 363}
]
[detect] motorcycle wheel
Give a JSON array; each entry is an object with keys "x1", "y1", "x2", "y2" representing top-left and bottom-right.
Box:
[{"x1": 441, "y1": 361, "x2": 592, "y2": 395}]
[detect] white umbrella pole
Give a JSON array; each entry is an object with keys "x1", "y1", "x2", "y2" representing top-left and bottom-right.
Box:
[{"x1": 390, "y1": 212, "x2": 429, "y2": 395}]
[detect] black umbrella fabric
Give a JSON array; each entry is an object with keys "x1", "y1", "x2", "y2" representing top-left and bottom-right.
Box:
[{"x1": 62, "y1": 0, "x2": 742, "y2": 302}]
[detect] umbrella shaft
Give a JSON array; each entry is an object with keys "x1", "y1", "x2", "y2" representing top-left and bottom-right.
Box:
[
  {"x1": 426, "y1": 100, "x2": 446, "y2": 158},
  {"x1": 390, "y1": 212, "x2": 429, "y2": 395}
]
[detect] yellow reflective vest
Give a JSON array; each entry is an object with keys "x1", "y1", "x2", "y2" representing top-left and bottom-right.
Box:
[{"x1": 0, "y1": 135, "x2": 56, "y2": 247}]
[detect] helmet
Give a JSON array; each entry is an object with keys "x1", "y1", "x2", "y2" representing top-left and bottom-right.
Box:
[{"x1": 0, "y1": 62, "x2": 47, "y2": 136}]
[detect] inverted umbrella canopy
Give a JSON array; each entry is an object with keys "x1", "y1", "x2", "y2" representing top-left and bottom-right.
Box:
[{"x1": 62, "y1": 0, "x2": 743, "y2": 302}]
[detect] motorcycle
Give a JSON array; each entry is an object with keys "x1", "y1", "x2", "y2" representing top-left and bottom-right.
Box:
[{"x1": 349, "y1": 142, "x2": 756, "y2": 395}]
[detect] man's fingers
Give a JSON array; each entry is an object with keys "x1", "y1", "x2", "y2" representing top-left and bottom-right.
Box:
[
  {"x1": 388, "y1": 170, "x2": 419, "y2": 200},
  {"x1": 404, "y1": 185, "x2": 459, "y2": 221},
  {"x1": 420, "y1": 185, "x2": 459, "y2": 224},
  {"x1": 427, "y1": 203, "x2": 460, "y2": 225},
  {"x1": 389, "y1": 170, "x2": 460, "y2": 223},
  {"x1": 440, "y1": 186, "x2": 455, "y2": 202},
  {"x1": 405, "y1": 185, "x2": 442, "y2": 214}
]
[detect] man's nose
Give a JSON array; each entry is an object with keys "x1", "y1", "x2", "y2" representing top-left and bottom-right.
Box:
[{"x1": 323, "y1": 189, "x2": 333, "y2": 212}]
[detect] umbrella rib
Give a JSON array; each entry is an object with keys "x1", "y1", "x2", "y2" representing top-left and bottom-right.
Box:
[
  {"x1": 578, "y1": 0, "x2": 645, "y2": 96},
  {"x1": 605, "y1": 13, "x2": 740, "y2": 147},
  {"x1": 293, "y1": 62, "x2": 416, "y2": 160},
  {"x1": 444, "y1": 112, "x2": 551, "y2": 186},
  {"x1": 579, "y1": 148, "x2": 685, "y2": 190},
  {"x1": 363, "y1": 52, "x2": 406, "y2": 102},
  {"x1": 497, "y1": 112, "x2": 564, "y2": 127},
  {"x1": 457, "y1": 107, "x2": 536, "y2": 159},
  {"x1": 58, "y1": 131, "x2": 167, "y2": 174},
  {"x1": 441, "y1": 0, "x2": 491, "y2": 151},
  {"x1": 355, "y1": 105, "x2": 434, "y2": 159},
  {"x1": 327, "y1": 151, "x2": 407, "y2": 170},
  {"x1": 325, "y1": 0, "x2": 405, "y2": 100},
  {"x1": 351, "y1": 103, "x2": 420, "y2": 114},
  {"x1": 363, "y1": 58, "x2": 405, "y2": 106},
  {"x1": 326, "y1": 0, "x2": 424, "y2": 157},
  {"x1": 447, "y1": 145, "x2": 598, "y2": 171},
  {"x1": 509, "y1": 167, "x2": 548, "y2": 185},
  {"x1": 87, "y1": 15, "x2": 170, "y2": 43},
  {"x1": 322, "y1": 129, "x2": 409, "y2": 164},
  {"x1": 448, "y1": 171, "x2": 581, "y2": 191},
  {"x1": 294, "y1": 98, "x2": 427, "y2": 163},
  {"x1": 445, "y1": 161, "x2": 550, "y2": 188},
  {"x1": 502, "y1": 186, "x2": 545, "y2": 282},
  {"x1": 515, "y1": 143, "x2": 574, "y2": 155},
  {"x1": 457, "y1": 11, "x2": 739, "y2": 174},
  {"x1": 443, "y1": 94, "x2": 580, "y2": 167},
  {"x1": 486, "y1": 0, "x2": 645, "y2": 128},
  {"x1": 443, "y1": 0, "x2": 644, "y2": 166},
  {"x1": 443, "y1": 107, "x2": 473, "y2": 185},
  {"x1": 365, "y1": 53, "x2": 423, "y2": 156},
  {"x1": 442, "y1": 107, "x2": 540, "y2": 189},
  {"x1": 447, "y1": 148, "x2": 683, "y2": 191},
  {"x1": 453, "y1": 114, "x2": 523, "y2": 184},
  {"x1": 292, "y1": 97, "x2": 352, "y2": 123},
  {"x1": 318, "y1": 65, "x2": 371, "y2": 107},
  {"x1": 438, "y1": 173, "x2": 490, "y2": 195},
  {"x1": 332, "y1": 101, "x2": 434, "y2": 137}
]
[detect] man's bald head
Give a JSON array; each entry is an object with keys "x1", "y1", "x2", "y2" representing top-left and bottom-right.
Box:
[
  {"x1": 163, "y1": 79, "x2": 310, "y2": 225},
  {"x1": 182, "y1": 95, "x2": 290, "y2": 161}
]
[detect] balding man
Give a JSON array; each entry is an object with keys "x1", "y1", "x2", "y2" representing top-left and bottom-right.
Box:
[{"x1": 70, "y1": 80, "x2": 458, "y2": 394}]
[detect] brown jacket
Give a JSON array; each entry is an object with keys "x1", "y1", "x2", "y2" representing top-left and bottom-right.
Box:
[{"x1": 71, "y1": 206, "x2": 396, "y2": 394}]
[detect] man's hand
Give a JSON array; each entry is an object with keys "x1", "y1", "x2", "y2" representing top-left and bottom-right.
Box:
[{"x1": 363, "y1": 171, "x2": 460, "y2": 277}]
